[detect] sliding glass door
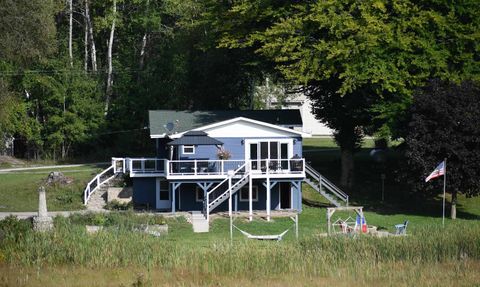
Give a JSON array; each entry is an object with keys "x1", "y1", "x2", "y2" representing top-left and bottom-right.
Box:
[{"x1": 247, "y1": 140, "x2": 292, "y2": 171}]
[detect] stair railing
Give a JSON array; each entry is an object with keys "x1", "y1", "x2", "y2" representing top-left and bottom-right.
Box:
[
  {"x1": 83, "y1": 165, "x2": 116, "y2": 205},
  {"x1": 305, "y1": 163, "x2": 349, "y2": 206},
  {"x1": 112, "y1": 157, "x2": 126, "y2": 173},
  {"x1": 205, "y1": 163, "x2": 247, "y2": 221}
]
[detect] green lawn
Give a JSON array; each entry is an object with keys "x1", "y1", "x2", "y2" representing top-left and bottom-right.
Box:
[
  {"x1": 0, "y1": 205, "x2": 478, "y2": 287},
  {"x1": 0, "y1": 165, "x2": 103, "y2": 211},
  {"x1": 0, "y1": 139, "x2": 479, "y2": 286}
]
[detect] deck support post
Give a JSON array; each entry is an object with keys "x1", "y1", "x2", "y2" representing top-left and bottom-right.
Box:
[
  {"x1": 266, "y1": 177, "x2": 271, "y2": 221},
  {"x1": 295, "y1": 214, "x2": 299, "y2": 239},
  {"x1": 228, "y1": 177, "x2": 232, "y2": 217},
  {"x1": 291, "y1": 181, "x2": 302, "y2": 211},
  {"x1": 249, "y1": 175, "x2": 253, "y2": 221},
  {"x1": 234, "y1": 193, "x2": 238, "y2": 212},
  {"x1": 171, "y1": 182, "x2": 181, "y2": 214},
  {"x1": 172, "y1": 183, "x2": 176, "y2": 214}
]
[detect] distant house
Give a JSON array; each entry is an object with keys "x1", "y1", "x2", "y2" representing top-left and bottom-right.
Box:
[
  {"x1": 84, "y1": 110, "x2": 348, "y2": 229},
  {"x1": 0, "y1": 134, "x2": 14, "y2": 156},
  {"x1": 269, "y1": 94, "x2": 333, "y2": 136}
]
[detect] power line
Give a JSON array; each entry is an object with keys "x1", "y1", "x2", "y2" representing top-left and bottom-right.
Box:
[
  {"x1": 12, "y1": 127, "x2": 149, "y2": 141},
  {"x1": 0, "y1": 68, "x2": 150, "y2": 76}
]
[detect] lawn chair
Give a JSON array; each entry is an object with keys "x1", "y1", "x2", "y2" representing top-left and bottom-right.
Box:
[{"x1": 395, "y1": 220, "x2": 409, "y2": 235}]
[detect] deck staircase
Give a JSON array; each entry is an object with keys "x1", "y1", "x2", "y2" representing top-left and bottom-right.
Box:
[
  {"x1": 204, "y1": 163, "x2": 249, "y2": 221},
  {"x1": 83, "y1": 164, "x2": 119, "y2": 207},
  {"x1": 86, "y1": 183, "x2": 109, "y2": 210},
  {"x1": 304, "y1": 163, "x2": 349, "y2": 207}
]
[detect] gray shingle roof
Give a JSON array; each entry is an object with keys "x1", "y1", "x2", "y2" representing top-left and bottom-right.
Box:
[
  {"x1": 149, "y1": 110, "x2": 303, "y2": 136},
  {"x1": 167, "y1": 131, "x2": 223, "y2": 146}
]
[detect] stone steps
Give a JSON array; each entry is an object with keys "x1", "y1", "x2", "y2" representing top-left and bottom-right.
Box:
[
  {"x1": 86, "y1": 175, "x2": 124, "y2": 211},
  {"x1": 191, "y1": 211, "x2": 209, "y2": 233}
]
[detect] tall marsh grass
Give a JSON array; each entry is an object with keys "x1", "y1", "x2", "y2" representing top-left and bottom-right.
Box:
[{"x1": 0, "y1": 214, "x2": 478, "y2": 278}]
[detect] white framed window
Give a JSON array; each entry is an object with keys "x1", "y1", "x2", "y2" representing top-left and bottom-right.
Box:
[
  {"x1": 195, "y1": 187, "x2": 205, "y2": 202},
  {"x1": 239, "y1": 186, "x2": 258, "y2": 202},
  {"x1": 183, "y1": 145, "x2": 195, "y2": 154}
]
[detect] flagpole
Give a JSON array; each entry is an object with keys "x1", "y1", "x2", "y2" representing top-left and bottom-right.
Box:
[{"x1": 442, "y1": 158, "x2": 447, "y2": 227}]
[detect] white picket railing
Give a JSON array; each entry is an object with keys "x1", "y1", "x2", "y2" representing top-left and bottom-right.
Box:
[
  {"x1": 305, "y1": 163, "x2": 349, "y2": 206},
  {"x1": 128, "y1": 158, "x2": 166, "y2": 176},
  {"x1": 108, "y1": 157, "x2": 305, "y2": 178},
  {"x1": 166, "y1": 159, "x2": 245, "y2": 177},
  {"x1": 83, "y1": 165, "x2": 116, "y2": 205}
]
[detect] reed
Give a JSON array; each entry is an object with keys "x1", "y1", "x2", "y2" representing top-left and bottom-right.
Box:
[{"x1": 1, "y1": 214, "x2": 478, "y2": 280}]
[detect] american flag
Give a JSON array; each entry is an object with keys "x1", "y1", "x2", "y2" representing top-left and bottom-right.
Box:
[{"x1": 425, "y1": 161, "x2": 446, "y2": 182}]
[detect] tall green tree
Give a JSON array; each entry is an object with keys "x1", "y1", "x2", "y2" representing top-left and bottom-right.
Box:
[
  {"x1": 21, "y1": 59, "x2": 103, "y2": 159},
  {"x1": 0, "y1": 0, "x2": 60, "y2": 158},
  {"x1": 0, "y1": 0, "x2": 58, "y2": 66},
  {"x1": 404, "y1": 79, "x2": 480, "y2": 219},
  {"x1": 210, "y1": 0, "x2": 480, "y2": 188}
]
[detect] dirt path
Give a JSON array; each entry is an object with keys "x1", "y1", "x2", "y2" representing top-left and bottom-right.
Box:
[{"x1": 0, "y1": 162, "x2": 108, "y2": 173}]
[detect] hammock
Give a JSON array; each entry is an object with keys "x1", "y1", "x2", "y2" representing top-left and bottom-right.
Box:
[{"x1": 232, "y1": 224, "x2": 292, "y2": 241}]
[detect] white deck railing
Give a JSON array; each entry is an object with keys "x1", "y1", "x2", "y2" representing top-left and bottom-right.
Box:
[
  {"x1": 305, "y1": 163, "x2": 349, "y2": 206},
  {"x1": 110, "y1": 157, "x2": 305, "y2": 177},
  {"x1": 117, "y1": 158, "x2": 166, "y2": 176},
  {"x1": 166, "y1": 159, "x2": 245, "y2": 176}
]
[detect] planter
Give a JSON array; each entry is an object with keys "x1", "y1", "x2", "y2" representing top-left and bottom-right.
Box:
[
  {"x1": 137, "y1": 224, "x2": 168, "y2": 237},
  {"x1": 85, "y1": 225, "x2": 103, "y2": 234},
  {"x1": 107, "y1": 187, "x2": 132, "y2": 204}
]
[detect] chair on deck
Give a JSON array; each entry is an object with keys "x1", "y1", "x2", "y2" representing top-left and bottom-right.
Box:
[{"x1": 395, "y1": 220, "x2": 409, "y2": 235}]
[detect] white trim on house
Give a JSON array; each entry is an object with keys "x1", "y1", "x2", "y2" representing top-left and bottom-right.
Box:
[
  {"x1": 151, "y1": 117, "x2": 311, "y2": 139},
  {"x1": 182, "y1": 145, "x2": 195, "y2": 154},
  {"x1": 240, "y1": 185, "x2": 258, "y2": 202},
  {"x1": 244, "y1": 139, "x2": 294, "y2": 168},
  {"x1": 155, "y1": 178, "x2": 171, "y2": 209},
  {"x1": 278, "y1": 182, "x2": 293, "y2": 210},
  {"x1": 195, "y1": 186, "x2": 204, "y2": 202}
]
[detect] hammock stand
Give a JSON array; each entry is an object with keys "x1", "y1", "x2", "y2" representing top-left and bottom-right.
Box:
[
  {"x1": 230, "y1": 215, "x2": 298, "y2": 241},
  {"x1": 224, "y1": 179, "x2": 299, "y2": 242}
]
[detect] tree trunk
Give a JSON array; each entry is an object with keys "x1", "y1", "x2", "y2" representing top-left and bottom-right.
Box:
[
  {"x1": 105, "y1": 0, "x2": 116, "y2": 115},
  {"x1": 451, "y1": 190, "x2": 457, "y2": 219},
  {"x1": 340, "y1": 147, "x2": 354, "y2": 189},
  {"x1": 61, "y1": 142, "x2": 66, "y2": 159},
  {"x1": 138, "y1": 0, "x2": 149, "y2": 72},
  {"x1": 85, "y1": 0, "x2": 97, "y2": 72},
  {"x1": 139, "y1": 33, "x2": 148, "y2": 70},
  {"x1": 84, "y1": 11, "x2": 88, "y2": 72},
  {"x1": 68, "y1": 0, "x2": 73, "y2": 68}
]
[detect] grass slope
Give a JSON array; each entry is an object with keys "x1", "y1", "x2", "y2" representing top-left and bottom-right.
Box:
[
  {"x1": 0, "y1": 165, "x2": 103, "y2": 211},
  {"x1": 0, "y1": 210, "x2": 479, "y2": 286}
]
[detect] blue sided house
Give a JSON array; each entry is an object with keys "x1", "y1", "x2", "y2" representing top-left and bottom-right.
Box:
[{"x1": 84, "y1": 110, "x2": 349, "y2": 227}]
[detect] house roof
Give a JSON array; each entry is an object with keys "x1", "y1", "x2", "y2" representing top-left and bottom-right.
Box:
[
  {"x1": 193, "y1": 117, "x2": 310, "y2": 138},
  {"x1": 168, "y1": 117, "x2": 310, "y2": 139},
  {"x1": 149, "y1": 109, "x2": 303, "y2": 137},
  {"x1": 167, "y1": 131, "x2": 223, "y2": 146}
]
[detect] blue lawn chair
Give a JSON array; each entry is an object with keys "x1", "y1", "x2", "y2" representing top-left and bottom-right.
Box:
[{"x1": 395, "y1": 220, "x2": 409, "y2": 235}]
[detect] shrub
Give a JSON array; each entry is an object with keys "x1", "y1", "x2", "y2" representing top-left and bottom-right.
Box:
[
  {"x1": 67, "y1": 212, "x2": 166, "y2": 228},
  {"x1": 0, "y1": 216, "x2": 32, "y2": 243},
  {"x1": 105, "y1": 200, "x2": 133, "y2": 211}
]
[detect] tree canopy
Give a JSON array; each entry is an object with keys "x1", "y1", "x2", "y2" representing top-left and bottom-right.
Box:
[
  {"x1": 0, "y1": 0, "x2": 479, "y2": 190},
  {"x1": 209, "y1": 0, "x2": 480, "y2": 187},
  {"x1": 404, "y1": 79, "x2": 480, "y2": 218}
]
